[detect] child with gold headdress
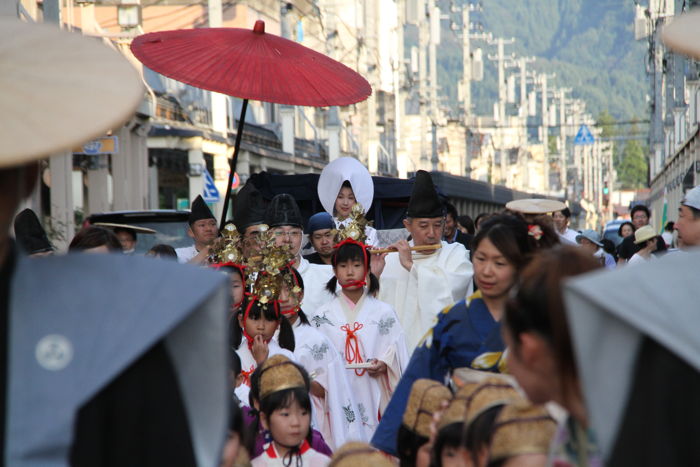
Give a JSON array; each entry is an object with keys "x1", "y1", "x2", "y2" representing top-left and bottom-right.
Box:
[
  {"x1": 308, "y1": 208, "x2": 409, "y2": 440},
  {"x1": 252, "y1": 355, "x2": 331, "y2": 466},
  {"x1": 230, "y1": 227, "x2": 298, "y2": 385},
  {"x1": 276, "y1": 266, "x2": 364, "y2": 449}
]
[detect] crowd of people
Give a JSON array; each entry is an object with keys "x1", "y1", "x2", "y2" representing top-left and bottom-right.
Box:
[
  {"x1": 9, "y1": 151, "x2": 700, "y2": 466},
  {"x1": 5, "y1": 17, "x2": 700, "y2": 467}
]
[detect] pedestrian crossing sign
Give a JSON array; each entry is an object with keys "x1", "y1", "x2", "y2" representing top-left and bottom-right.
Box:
[
  {"x1": 202, "y1": 169, "x2": 220, "y2": 203},
  {"x1": 574, "y1": 124, "x2": 595, "y2": 145}
]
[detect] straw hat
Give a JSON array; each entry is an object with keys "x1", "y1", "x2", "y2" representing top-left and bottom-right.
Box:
[
  {"x1": 437, "y1": 382, "x2": 479, "y2": 430},
  {"x1": 402, "y1": 379, "x2": 453, "y2": 438},
  {"x1": 329, "y1": 442, "x2": 393, "y2": 467},
  {"x1": 464, "y1": 378, "x2": 523, "y2": 426},
  {"x1": 661, "y1": 11, "x2": 700, "y2": 60},
  {"x1": 258, "y1": 355, "x2": 306, "y2": 400},
  {"x1": 0, "y1": 18, "x2": 143, "y2": 168},
  {"x1": 633, "y1": 225, "x2": 657, "y2": 245},
  {"x1": 488, "y1": 402, "x2": 557, "y2": 462},
  {"x1": 505, "y1": 199, "x2": 567, "y2": 215}
]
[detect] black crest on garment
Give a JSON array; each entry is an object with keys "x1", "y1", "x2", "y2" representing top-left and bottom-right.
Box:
[
  {"x1": 407, "y1": 170, "x2": 444, "y2": 219},
  {"x1": 13, "y1": 208, "x2": 53, "y2": 254},
  {"x1": 264, "y1": 194, "x2": 303, "y2": 228},
  {"x1": 189, "y1": 195, "x2": 215, "y2": 225},
  {"x1": 233, "y1": 182, "x2": 266, "y2": 232}
]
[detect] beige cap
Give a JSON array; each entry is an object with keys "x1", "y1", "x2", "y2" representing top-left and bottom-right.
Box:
[
  {"x1": 402, "y1": 379, "x2": 453, "y2": 438},
  {"x1": 0, "y1": 18, "x2": 143, "y2": 169},
  {"x1": 662, "y1": 11, "x2": 700, "y2": 60},
  {"x1": 329, "y1": 442, "x2": 393, "y2": 467},
  {"x1": 634, "y1": 225, "x2": 657, "y2": 245},
  {"x1": 505, "y1": 199, "x2": 567, "y2": 215},
  {"x1": 489, "y1": 402, "x2": 557, "y2": 462}
]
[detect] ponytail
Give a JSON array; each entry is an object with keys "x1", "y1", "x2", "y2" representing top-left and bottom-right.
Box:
[
  {"x1": 278, "y1": 315, "x2": 296, "y2": 352},
  {"x1": 229, "y1": 310, "x2": 243, "y2": 349},
  {"x1": 326, "y1": 276, "x2": 338, "y2": 295}
]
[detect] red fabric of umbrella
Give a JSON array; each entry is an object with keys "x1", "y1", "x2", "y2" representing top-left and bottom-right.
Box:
[
  {"x1": 131, "y1": 20, "x2": 372, "y2": 228},
  {"x1": 131, "y1": 21, "x2": 371, "y2": 107}
]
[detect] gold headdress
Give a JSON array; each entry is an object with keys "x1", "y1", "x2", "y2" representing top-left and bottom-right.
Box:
[
  {"x1": 402, "y1": 379, "x2": 453, "y2": 438},
  {"x1": 208, "y1": 222, "x2": 244, "y2": 265},
  {"x1": 244, "y1": 226, "x2": 295, "y2": 305},
  {"x1": 333, "y1": 202, "x2": 372, "y2": 244},
  {"x1": 488, "y1": 402, "x2": 557, "y2": 462},
  {"x1": 329, "y1": 442, "x2": 393, "y2": 467},
  {"x1": 464, "y1": 378, "x2": 523, "y2": 426},
  {"x1": 259, "y1": 354, "x2": 306, "y2": 400}
]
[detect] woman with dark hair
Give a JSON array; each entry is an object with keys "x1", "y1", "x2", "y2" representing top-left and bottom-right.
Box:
[
  {"x1": 69, "y1": 226, "x2": 122, "y2": 253},
  {"x1": 145, "y1": 244, "x2": 177, "y2": 260},
  {"x1": 276, "y1": 266, "x2": 363, "y2": 449},
  {"x1": 371, "y1": 214, "x2": 557, "y2": 455},
  {"x1": 502, "y1": 246, "x2": 601, "y2": 466},
  {"x1": 617, "y1": 221, "x2": 635, "y2": 239}
]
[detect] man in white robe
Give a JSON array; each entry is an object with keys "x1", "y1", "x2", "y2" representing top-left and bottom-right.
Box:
[
  {"x1": 175, "y1": 195, "x2": 218, "y2": 264},
  {"x1": 264, "y1": 194, "x2": 334, "y2": 315},
  {"x1": 374, "y1": 171, "x2": 473, "y2": 350}
]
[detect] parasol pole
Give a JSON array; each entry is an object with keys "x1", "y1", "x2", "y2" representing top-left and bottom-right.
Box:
[{"x1": 220, "y1": 98, "x2": 249, "y2": 230}]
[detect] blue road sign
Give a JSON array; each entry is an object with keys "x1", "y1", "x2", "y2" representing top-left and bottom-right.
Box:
[
  {"x1": 202, "y1": 169, "x2": 220, "y2": 203},
  {"x1": 574, "y1": 124, "x2": 595, "y2": 145}
]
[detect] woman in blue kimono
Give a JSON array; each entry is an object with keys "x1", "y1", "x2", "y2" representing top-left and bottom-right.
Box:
[{"x1": 371, "y1": 214, "x2": 558, "y2": 455}]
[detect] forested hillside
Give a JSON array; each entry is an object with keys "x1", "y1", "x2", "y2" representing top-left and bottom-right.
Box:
[{"x1": 435, "y1": 0, "x2": 648, "y2": 121}]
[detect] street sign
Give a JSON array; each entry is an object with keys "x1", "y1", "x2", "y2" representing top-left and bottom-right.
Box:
[
  {"x1": 74, "y1": 136, "x2": 118, "y2": 155},
  {"x1": 574, "y1": 124, "x2": 595, "y2": 145},
  {"x1": 202, "y1": 169, "x2": 220, "y2": 203},
  {"x1": 231, "y1": 172, "x2": 240, "y2": 189}
]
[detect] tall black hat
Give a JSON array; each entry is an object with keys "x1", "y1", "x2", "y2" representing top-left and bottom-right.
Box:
[
  {"x1": 13, "y1": 208, "x2": 53, "y2": 254},
  {"x1": 233, "y1": 182, "x2": 266, "y2": 232},
  {"x1": 264, "y1": 194, "x2": 303, "y2": 228},
  {"x1": 189, "y1": 195, "x2": 216, "y2": 225},
  {"x1": 407, "y1": 170, "x2": 444, "y2": 218}
]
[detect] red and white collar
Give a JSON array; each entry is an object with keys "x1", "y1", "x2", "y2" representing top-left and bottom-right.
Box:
[{"x1": 264, "y1": 439, "x2": 311, "y2": 458}]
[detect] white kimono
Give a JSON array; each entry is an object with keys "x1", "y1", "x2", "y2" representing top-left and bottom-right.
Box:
[
  {"x1": 288, "y1": 319, "x2": 364, "y2": 449},
  {"x1": 235, "y1": 339, "x2": 296, "y2": 386},
  {"x1": 378, "y1": 240, "x2": 473, "y2": 350},
  {"x1": 310, "y1": 293, "x2": 409, "y2": 439},
  {"x1": 252, "y1": 440, "x2": 330, "y2": 466},
  {"x1": 296, "y1": 257, "x2": 335, "y2": 315},
  {"x1": 175, "y1": 244, "x2": 198, "y2": 264},
  {"x1": 334, "y1": 217, "x2": 379, "y2": 247}
]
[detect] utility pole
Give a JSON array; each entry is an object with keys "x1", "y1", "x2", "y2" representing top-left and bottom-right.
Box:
[
  {"x1": 487, "y1": 37, "x2": 515, "y2": 124},
  {"x1": 539, "y1": 72, "x2": 555, "y2": 193},
  {"x1": 44, "y1": 0, "x2": 75, "y2": 251},
  {"x1": 394, "y1": 0, "x2": 406, "y2": 177},
  {"x1": 558, "y1": 88, "x2": 571, "y2": 192},
  {"x1": 518, "y1": 57, "x2": 535, "y2": 117},
  {"x1": 418, "y1": 0, "x2": 429, "y2": 168},
  {"x1": 428, "y1": 0, "x2": 440, "y2": 171},
  {"x1": 460, "y1": 6, "x2": 472, "y2": 120}
]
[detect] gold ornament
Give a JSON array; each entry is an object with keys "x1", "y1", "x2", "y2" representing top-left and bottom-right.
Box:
[
  {"x1": 333, "y1": 202, "x2": 372, "y2": 244},
  {"x1": 209, "y1": 223, "x2": 243, "y2": 264}
]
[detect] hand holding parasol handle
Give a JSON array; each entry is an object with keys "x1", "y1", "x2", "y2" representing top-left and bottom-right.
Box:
[{"x1": 369, "y1": 244, "x2": 442, "y2": 254}]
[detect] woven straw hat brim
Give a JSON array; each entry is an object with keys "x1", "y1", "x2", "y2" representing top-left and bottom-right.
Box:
[
  {"x1": 0, "y1": 18, "x2": 143, "y2": 168},
  {"x1": 662, "y1": 11, "x2": 700, "y2": 60}
]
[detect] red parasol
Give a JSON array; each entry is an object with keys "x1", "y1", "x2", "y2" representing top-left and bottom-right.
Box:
[{"x1": 131, "y1": 21, "x2": 372, "y2": 228}]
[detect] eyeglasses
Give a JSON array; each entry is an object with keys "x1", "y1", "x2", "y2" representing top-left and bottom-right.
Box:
[{"x1": 273, "y1": 230, "x2": 303, "y2": 239}]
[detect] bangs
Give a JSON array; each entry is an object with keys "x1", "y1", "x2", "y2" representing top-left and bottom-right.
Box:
[
  {"x1": 333, "y1": 242, "x2": 366, "y2": 265},
  {"x1": 244, "y1": 300, "x2": 279, "y2": 321}
]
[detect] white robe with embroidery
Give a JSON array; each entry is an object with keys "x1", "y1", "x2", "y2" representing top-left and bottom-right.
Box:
[
  {"x1": 235, "y1": 339, "x2": 296, "y2": 386},
  {"x1": 252, "y1": 440, "x2": 330, "y2": 466},
  {"x1": 378, "y1": 240, "x2": 473, "y2": 350},
  {"x1": 286, "y1": 319, "x2": 364, "y2": 449},
  {"x1": 296, "y1": 257, "x2": 335, "y2": 315},
  {"x1": 309, "y1": 294, "x2": 409, "y2": 439}
]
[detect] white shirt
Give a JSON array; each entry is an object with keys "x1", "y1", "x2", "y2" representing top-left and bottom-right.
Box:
[
  {"x1": 175, "y1": 245, "x2": 198, "y2": 264},
  {"x1": 378, "y1": 240, "x2": 473, "y2": 350},
  {"x1": 296, "y1": 257, "x2": 335, "y2": 315},
  {"x1": 559, "y1": 228, "x2": 580, "y2": 245},
  {"x1": 628, "y1": 252, "x2": 657, "y2": 266}
]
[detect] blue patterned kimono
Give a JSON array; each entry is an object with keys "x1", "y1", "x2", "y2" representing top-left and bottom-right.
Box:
[{"x1": 370, "y1": 291, "x2": 505, "y2": 455}]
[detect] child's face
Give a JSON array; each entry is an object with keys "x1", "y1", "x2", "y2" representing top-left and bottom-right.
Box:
[
  {"x1": 230, "y1": 272, "x2": 244, "y2": 308},
  {"x1": 264, "y1": 398, "x2": 310, "y2": 450},
  {"x1": 334, "y1": 258, "x2": 366, "y2": 289},
  {"x1": 278, "y1": 282, "x2": 302, "y2": 313},
  {"x1": 240, "y1": 313, "x2": 278, "y2": 341},
  {"x1": 441, "y1": 445, "x2": 468, "y2": 467}
]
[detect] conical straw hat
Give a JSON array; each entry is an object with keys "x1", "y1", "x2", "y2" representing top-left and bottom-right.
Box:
[{"x1": 0, "y1": 18, "x2": 143, "y2": 168}]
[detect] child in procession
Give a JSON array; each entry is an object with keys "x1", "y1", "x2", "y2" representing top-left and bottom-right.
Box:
[
  {"x1": 310, "y1": 238, "x2": 409, "y2": 439},
  {"x1": 251, "y1": 355, "x2": 331, "y2": 466}
]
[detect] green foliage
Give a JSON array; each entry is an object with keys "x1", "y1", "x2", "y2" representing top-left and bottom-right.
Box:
[
  {"x1": 617, "y1": 139, "x2": 648, "y2": 189},
  {"x1": 434, "y1": 0, "x2": 647, "y2": 121}
]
